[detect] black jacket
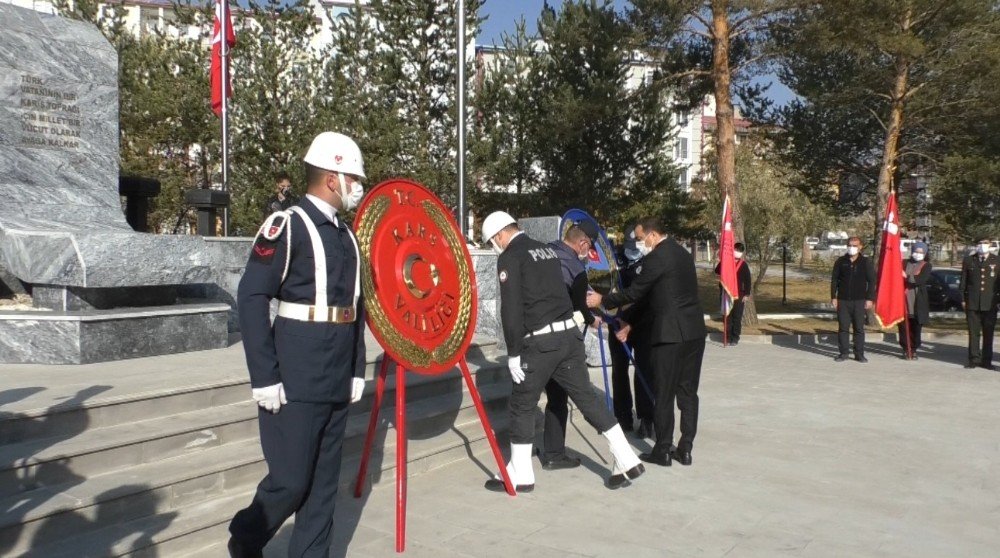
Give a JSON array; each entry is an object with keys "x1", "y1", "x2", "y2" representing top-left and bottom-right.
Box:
[
  {"x1": 960, "y1": 253, "x2": 1000, "y2": 311},
  {"x1": 903, "y1": 260, "x2": 932, "y2": 324},
  {"x1": 714, "y1": 259, "x2": 752, "y2": 298},
  {"x1": 831, "y1": 254, "x2": 876, "y2": 301},
  {"x1": 549, "y1": 240, "x2": 596, "y2": 326},
  {"x1": 603, "y1": 237, "x2": 706, "y2": 344},
  {"x1": 497, "y1": 233, "x2": 575, "y2": 357}
]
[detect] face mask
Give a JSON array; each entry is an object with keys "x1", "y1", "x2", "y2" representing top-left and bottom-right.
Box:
[
  {"x1": 912, "y1": 253, "x2": 925, "y2": 262},
  {"x1": 978, "y1": 243, "x2": 991, "y2": 255},
  {"x1": 338, "y1": 173, "x2": 364, "y2": 211},
  {"x1": 624, "y1": 248, "x2": 642, "y2": 261},
  {"x1": 637, "y1": 241, "x2": 652, "y2": 257},
  {"x1": 847, "y1": 246, "x2": 860, "y2": 256},
  {"x1": 733, "y1": 251, "x2": 743, "y2": 259},
  {"x1": 578, "y1": 253, "x2": 588, "y2": 262}
]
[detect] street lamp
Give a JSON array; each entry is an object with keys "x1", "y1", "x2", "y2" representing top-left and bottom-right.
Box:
[{"x1": 781, "y1": 238, "x2": 788, "y2": 306}]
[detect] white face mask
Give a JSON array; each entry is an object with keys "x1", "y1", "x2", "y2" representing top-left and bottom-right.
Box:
[
  {"x1": 733, "y1": 251, "x2": 743, "y2": 259},
  {"x1": 912, "y1": 253, "x2": 925, "y2": 262},
  {"x1": 978, "y1": 243, "x2": 991, "y2": 255},
  {"x1": 847, "y1": 246, "x2": 860, "y2": 256},
  {"x1": 637, "y1": 241, "x2": 652, "y2": 256},
  {"x1": 338, "y1": 173, "x2": 364, "y2": 211}
]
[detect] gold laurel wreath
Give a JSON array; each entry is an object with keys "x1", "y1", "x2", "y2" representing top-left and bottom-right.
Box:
[{"x1": 356, "y1": 194, "x2": 474, "y2": 370}]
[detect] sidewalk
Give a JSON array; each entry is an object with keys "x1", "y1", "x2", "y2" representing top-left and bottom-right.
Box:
[{"x1": 253, "y1": 335, "x2": 1000, "y2": 557}]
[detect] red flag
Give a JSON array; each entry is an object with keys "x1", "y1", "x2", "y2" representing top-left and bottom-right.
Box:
[
  {"x1": 210, "y1": 0, "x2": 236, "y2": 117},
  {"x1": 875, "y1": 191, "x2": 906, "y2": 328},
  {"x1": 719, "y1": 195, "x2": 739, "y2": 316}
]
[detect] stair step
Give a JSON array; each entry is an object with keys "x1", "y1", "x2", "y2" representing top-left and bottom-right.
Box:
[{"x1": 0, "y1": 377, "x2": 512, "y2": 556}]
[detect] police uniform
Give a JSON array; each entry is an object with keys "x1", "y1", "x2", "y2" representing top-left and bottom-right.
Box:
[
  {"x1": 228, "y1": 194, "x2": 365, "y2": 556},
  {"x1": 488, "y1": 229, "x2": 642, "y2": 490},
  {"x1": 960, "y1": 251, "x2": 1000, "y2": 369}
]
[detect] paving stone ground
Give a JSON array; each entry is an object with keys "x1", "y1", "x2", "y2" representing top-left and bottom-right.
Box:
[{"x1": 248, "y1": 335, "x2": 1000, "y2": 557}]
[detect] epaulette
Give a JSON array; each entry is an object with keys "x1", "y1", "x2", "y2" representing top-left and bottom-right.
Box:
[{"x1": 251, "y1": 210, "x2": 294, "y2": 282}]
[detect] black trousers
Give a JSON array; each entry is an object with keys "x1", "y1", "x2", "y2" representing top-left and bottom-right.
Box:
[
  {"x1": 837, "y1": 299, "x2": 867, "y2": 357},
  {"x1": 510, "y1": 329, "x2": 616, "y2": 445},
  {"x1": 615, "y1": 333, "x2": 654, "y2": 422},
  {"x1": 649, "y1": 338, "x2": 705, "y2": 456},
  {"x1": 230, "y1": 401, "x2": 350, "y2": 557},
  {"x1": 541, "y1": 379, "x2": 569, "y2": 460},
  {"x1": 897, "y1": 317, "x2": 923, "y2": 352},
  {"x1": 966, "y1": 309, "x2": 997, "y2": 366},
  {"x1": 726, "y1": 299, "x2": 745, "y2": 342}
]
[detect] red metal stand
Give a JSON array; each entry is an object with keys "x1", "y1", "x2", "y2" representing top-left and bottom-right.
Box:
[{"x1": 354, "y1": 355, "x2": 514, "y2": 553}]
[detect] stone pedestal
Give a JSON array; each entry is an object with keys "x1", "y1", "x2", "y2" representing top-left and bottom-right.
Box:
[
  {"x1": 518, "y1": 216, "x2": 561, "y2": 243},
  {"x1": 185, "y1": 189, "x2": 230, "y2": 237},
  {"x1": 118, "y1": 175, "x2": 160, "y2": 232}
]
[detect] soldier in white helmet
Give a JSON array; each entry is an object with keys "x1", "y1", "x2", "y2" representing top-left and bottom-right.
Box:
[
  {"x1": 481, "y1": 211, "x2": 644, "y2": 492},
  {"x1": 228, "y1": 132, "x2": 368, "y2": 558}
]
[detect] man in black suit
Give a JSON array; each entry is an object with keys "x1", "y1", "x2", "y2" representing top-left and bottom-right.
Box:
[
  {"x1": 960, "y1": 238, "x2": 1000, "y2": 370},
  {"x1": 587, "y1": 216, "x2": 706, "y2": 467}
]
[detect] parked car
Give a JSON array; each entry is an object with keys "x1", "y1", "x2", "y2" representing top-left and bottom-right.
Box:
[
  {"x1": 927, "y1": 268, "x2": 963, "y2": 312},
  {"x1": 805, "y1": 236, "x2": 820, "y2": 249}
]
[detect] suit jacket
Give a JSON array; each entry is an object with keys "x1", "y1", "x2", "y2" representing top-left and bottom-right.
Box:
[
  {"x1": 960, "y1": 253, "x2": 1000, "y2": 311},
  {"x1": 604, "y1": 237, "x2": 706, "y2": 344}
]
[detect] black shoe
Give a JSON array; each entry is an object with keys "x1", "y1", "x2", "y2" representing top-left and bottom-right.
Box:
[
  {"x1": 607, "y1": 463, "x2": 645, "y2": 489},
  {"x1": 228, "y1": 538, "x2": 263, "y2": 558},
  {"x1": 539, "y1": 453, "x2": 582, "y2": 470},
  {"x1": 635, "y1": 419, "x2": 654, "y2": 439},
  {"x1": 834, "y1": 354, "x2": 849, "y2": 362},
  {"x1": 731, "y1": 339, "x2": 739, "y2": 346},
  {"x1": 964, "y1": 362, "x2": 977, "y2": 369},
  {"x1": 484, "y1": 478, "x2": 534, "y2": 493},
  {"x1": 639, "y1": 452, "x2": 671, "y2": 467},
  {"x1": 855, "y1": 355, "x2": 868, "y2": 363},
  {"x1": 670, "y1": 449, "x2": 693, "y2": 466},
  {"x1": 982, "y1": 364, "x2": 998, "y2": 371}
]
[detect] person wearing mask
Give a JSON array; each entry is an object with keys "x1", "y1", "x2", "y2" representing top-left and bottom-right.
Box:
[
  {"x1": 264, "y1": 171, "x2": 297, "y2": 221},
  {"x1": 481, "y1": 211, "x2": 644, "y2": 491},
  {"x1": 959, "y1": 238, "x2": 1000, "y2": 370},
  {"x1": 536, "y1": 222, "x2": 603, "y2": 471},
  {"x1": 587, "y1": 217, "x2": 706, "y2": 467},
  {"x1": 228, "y1": 133, "x2": 368, "y2": 558},
  {"x1": 831, "y1": 237, "x2": 876, "y2": 363},
  {"x1": 714, "y1": 242, "x2": 752, "y2": 346},
  {"x1": 899, "y1": 242, "x2": 931, "y2": 359}
]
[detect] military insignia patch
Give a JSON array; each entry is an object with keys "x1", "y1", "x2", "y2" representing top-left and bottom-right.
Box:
[
  {"x1": 251, "y1": 238, "x2": 278, "y2": 264},
  {"x1": 499, "y1": 270, "x2": 508, "y2": 283},
  {"x1": 268, "y1": 225, "x2": 280, "y2": 237}
]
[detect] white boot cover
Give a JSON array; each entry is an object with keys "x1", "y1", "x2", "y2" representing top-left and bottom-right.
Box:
[
  {"x1": 509, "y1": 443, "x2": 536, "y2": 485},
  {"x1": 603, "y1": 424, "x2": 641, "y2": 474}
]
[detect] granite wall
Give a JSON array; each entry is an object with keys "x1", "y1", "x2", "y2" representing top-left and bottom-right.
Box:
[{"x1": 0, "y1": 4, "x2": 217, "y2": 288}]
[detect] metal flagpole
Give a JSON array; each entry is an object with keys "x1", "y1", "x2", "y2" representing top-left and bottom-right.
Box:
[
  {"x1": 456, "y1": 0, "x2": 466, "y2": 240},
  {"x1": 220, "y1": 0, "x2": 230, "y2": 236}
]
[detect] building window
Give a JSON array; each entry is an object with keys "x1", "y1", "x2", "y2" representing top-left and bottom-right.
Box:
[
  {"x1": 675, "y1": 138, "x2": 688, "y2": 160},
  {"x1": 676, "y1": 110, "x2": 689, "y2": 127},
  {"x1": 644, "y1": 71, "x2": 654, "y2": 86},
  {"x1": 678, "y1": 168, "x2": 688, "y2": 187}
]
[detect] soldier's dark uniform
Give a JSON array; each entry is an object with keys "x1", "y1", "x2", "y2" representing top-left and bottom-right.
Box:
[
  {"x1": 229, "y1": 198, "x2": 366, "y2": 557},
  {"x1": 960, "y1": 251, "x2": 1000, "y2": 369},
  {"x1": 609, "y1": 252, "x2": 654, "y2": 432},
  {"x1": 498, "y1": 233, "x2": 617, "y2": 452}
]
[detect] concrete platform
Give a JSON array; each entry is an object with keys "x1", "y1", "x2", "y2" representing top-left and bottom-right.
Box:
[{"x1": 210, "y1": 334, "x2": 997, "y2": 557}]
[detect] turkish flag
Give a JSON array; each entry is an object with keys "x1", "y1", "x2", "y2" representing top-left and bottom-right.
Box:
[
  {"x1": 875, "y1": 191, "x2": 906, "y2": 328},
  {"x1": 718, "y1": 195, "x2": 739, "y2": 316},
  {"x1": 210, "y1": 0, "x2": 236, "y2": 117}
]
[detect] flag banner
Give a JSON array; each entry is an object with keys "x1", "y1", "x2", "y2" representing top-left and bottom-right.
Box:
[
  {"x1": 210, "y1": 0, "x2": 236, "y2": 117},
  {"x1": 719, "y1": 195, "x2": 738, "y2": 317},
  {"x1": 875, "y1": 191, "x2": 906, "y2": 328}
]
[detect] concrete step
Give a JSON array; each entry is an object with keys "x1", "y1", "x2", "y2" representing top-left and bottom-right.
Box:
[{"x1": 1, "y1": 373, "x2": 512, "y2": 556}]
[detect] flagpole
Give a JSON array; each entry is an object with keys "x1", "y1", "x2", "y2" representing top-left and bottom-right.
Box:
[
  {"x1": 220, "y1": 0, "x2": 230, "y2": 237},
  {"x1": 456, "y1": 0, "x2": 467, "y2": 240}
]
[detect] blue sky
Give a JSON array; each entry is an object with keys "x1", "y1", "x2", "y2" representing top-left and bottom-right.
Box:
[{"x1": 478, "y1": 0, "x2": 796, "y2": 107}]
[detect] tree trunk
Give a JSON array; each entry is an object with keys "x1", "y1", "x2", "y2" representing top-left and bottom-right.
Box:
[
  {"x1": 874, "y1": 7, "x2": 912, "y2": 259},
  {"x1": 711, "y1": 0, "x2": 758, "y2": 324}
]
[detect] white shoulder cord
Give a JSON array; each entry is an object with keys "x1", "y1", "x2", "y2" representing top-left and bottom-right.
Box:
[
  {"x1": 254, "y1": 211, "x2": 293, "y2": 282},
  {"x1": 287, "y1": 206, "x2": 328, "y2": 309},
  {"x1": 344, "y1": 226, "x2": 362, "y2": 310}
]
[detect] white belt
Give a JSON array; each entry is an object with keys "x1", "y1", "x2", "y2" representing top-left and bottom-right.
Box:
[
  {"x1": 527, "y1": 318, "x2": 577, "y2": 337},
  {"x1": 277, "y1": 301, "x2": 356, "y2": 323}
]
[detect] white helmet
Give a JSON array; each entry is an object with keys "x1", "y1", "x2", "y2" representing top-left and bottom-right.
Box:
[
  {"x1": 303, "y1": 132, "x2": 366, "y2": 179},
  {"x1": 482, "y1": 211, "x2": 516, "y2": 245}
]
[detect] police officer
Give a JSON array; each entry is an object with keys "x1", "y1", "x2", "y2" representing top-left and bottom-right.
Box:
[
  {"x1": 537, "y1": 223, "x2": 601, "y2": 470},
  {"x1": 960, "y1": 238, "x2": 1000, "y2": 370},
  {"x1": 228, "y1": 132, "x2": 368, "y2": 558},
  {"x1": 481, "y1": 211, "x2": 644, "y2": 491}
]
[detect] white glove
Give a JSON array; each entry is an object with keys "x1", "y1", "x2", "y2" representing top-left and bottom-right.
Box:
[
  {"x1": 252, "y1": 383, "x2": 287, "y2": 414},
  {"x1": 508, "y1": 355, "x2": 525, "y2": 384},
  {"x1": 351, "y1": 377, "x2": 366, "y2": 403}
]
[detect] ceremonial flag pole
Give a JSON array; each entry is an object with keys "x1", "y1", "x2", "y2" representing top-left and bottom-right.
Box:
[
  {"x1": 875, "y1": 190, "x2": 909, "y2": 355},
  {"x1": 211, "y1": 0, "x2": 235, "y2": 236},
  {"x1": 456, "y1": 0, "x2": 467, "y2": 240},
  {"x1": 718, "y1": 195, "x2": 738, "y2": 346}
]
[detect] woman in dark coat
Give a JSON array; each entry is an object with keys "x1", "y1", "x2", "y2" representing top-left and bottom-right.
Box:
[{"x1": 900, "y1": 242, "x2": 932, "y2": 359}]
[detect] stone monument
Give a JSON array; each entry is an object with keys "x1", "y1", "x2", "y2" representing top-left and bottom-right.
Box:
[{"x1": 0, "y1": 4, "x2": 229, "y2": 363}]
